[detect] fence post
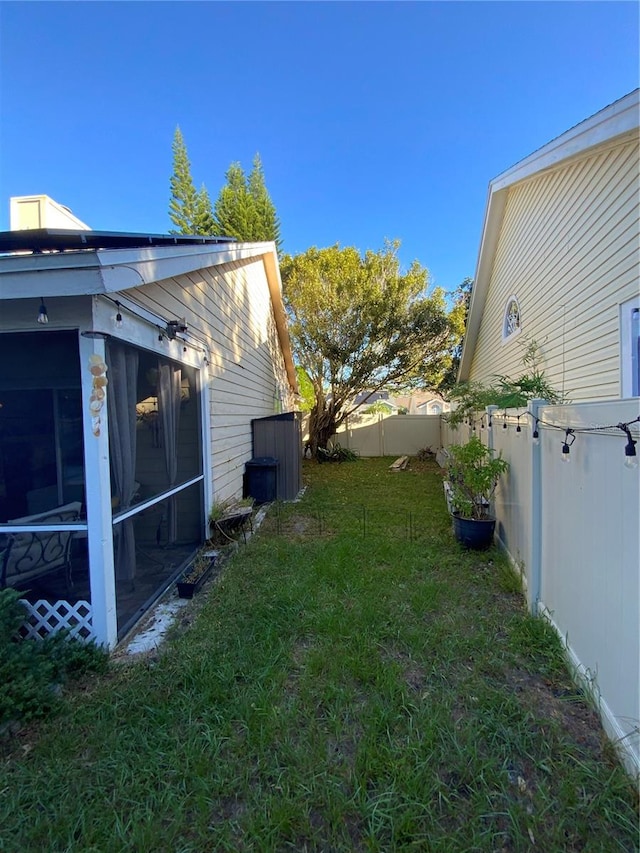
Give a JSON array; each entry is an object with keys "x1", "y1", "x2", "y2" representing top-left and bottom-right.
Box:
[
  {"x1": 486, "y1": 405, "x2": 498, "y2": 452},
  {"x1": 528, "y1": 399, "x2": 544, "y2": 615}
]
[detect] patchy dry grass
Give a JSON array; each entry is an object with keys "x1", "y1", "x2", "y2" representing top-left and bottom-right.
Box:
[{"x1": 0, "y1": 457, "x2": 637, "y2": 851}]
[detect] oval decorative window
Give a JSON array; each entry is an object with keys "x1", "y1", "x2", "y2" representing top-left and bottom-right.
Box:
[{"x1": 502, "y1": 296, "x2": 521, "y2": 341}]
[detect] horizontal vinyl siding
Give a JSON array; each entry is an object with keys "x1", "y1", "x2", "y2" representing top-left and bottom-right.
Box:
[
  {"x1": 125, "y1": 255, "x2": 292, "y2": 504},
  {"x1": 470, "y1": 139, "x2": 639, "y2": 401}
]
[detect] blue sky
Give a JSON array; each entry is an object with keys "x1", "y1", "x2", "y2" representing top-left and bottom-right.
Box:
[{"x1": 0, "y1": 1, "x2": 637, "y2": 293}]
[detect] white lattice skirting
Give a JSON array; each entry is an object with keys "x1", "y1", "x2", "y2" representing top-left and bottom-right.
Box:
[{"x1": 19, "y1": 599, "x2": 94, "y2": 642}]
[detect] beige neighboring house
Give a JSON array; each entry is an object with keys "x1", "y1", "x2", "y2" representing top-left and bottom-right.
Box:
[
  {"x1": 393, "y1": 393, "x2": 451, "y2": 414},
  {"x1": 459, "y1": 89, "x2": 639, "y2": 401},
  {"x1": 413, "y1": 397, "x2": 450, "y2": 415},
  {"x1": 0, "y1": 204, "x2": 297, "y2": 648}
]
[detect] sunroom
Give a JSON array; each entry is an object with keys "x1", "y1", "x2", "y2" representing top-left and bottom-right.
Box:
[{"x1": 0, "y1": 229, "x2": 297, "y2": 648}]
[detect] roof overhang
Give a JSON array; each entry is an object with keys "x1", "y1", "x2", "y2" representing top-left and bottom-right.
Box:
[
  {"x1": 0, "y1": 237, "x2": 299, "y2": 392},
  {"x1": 0, "y1": 239, "x2": 271, "y2": 296},
  {"x1": 458, "y1": 88, "x2": 640, "y2": 381}
]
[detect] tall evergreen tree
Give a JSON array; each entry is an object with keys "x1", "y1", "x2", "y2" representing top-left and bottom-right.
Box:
[
  {"x1": 248, "y1": 154, "x2": 281, "y2": 251},
  {"x1": 213, "y1": 163, "x2": 255, "y2": 241},
  {"x1": 168, "y1": 132, "x2": 280, "y2": 245},
  {"x1": 194, "y1": 184, "x2": 216, "y2": 235},
  {"x1": 168, "y1": 127, "x2": 199, "y2": 234},
  {"x1": 214, "y1": 154, "x2": 282, "y2": 251}
]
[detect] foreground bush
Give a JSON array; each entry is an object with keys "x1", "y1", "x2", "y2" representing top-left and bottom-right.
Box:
[{"x1": 0, "y1": 588, "x2": 108, "y2": 728}]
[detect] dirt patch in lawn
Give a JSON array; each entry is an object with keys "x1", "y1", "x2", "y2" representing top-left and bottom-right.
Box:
[
  {"x1": 380, "y1": 644, "x2": 428, "y2": 694},
  {"x1": 265, "y1": 511, "x2": 338, "y2": 541},
  {"x1": 505, "y1": 667, "x2": 607, "y2": 757}
]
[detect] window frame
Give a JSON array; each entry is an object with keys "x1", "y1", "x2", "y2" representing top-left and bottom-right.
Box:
[
  {"x1": 501, "y1": 295, "x2": 522, "y2": 344},
  {"x1": 620, "y1": 295, "x2": 640, "y2": 398}
]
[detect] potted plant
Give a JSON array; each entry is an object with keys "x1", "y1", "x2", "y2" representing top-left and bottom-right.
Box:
[
  {"x1": 176, "y1": 550, "x2": 218, "y2": 599},
  {"x1": 445, "y1": 435, "x2": 509, "y2": 549},
  {"x1": 208, "y1": 497, "x2": 254, "y2": 544}
]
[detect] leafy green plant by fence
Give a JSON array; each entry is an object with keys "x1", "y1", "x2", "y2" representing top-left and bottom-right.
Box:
[
  {"x1": 446, "y1": 339, "x2": 564, "y2": 427},
  {"x1": 446, "y1": 436, "x2": 510, "y2": 520},
  {"x1": 317, "y1": 442, "x2": 359, "y2": 463}
]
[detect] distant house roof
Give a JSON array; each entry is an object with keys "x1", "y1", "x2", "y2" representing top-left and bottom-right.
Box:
[
  {"x1": 353, "y1": 391, "x2": 391, "y2": 406},
  {"x1": 458, "y1": 88, "x2": 640, "y2": 382}
]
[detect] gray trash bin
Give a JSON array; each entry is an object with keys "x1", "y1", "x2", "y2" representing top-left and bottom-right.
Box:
[{"x1": 245, "y1": 457, "x2": 279, "y2": 503}]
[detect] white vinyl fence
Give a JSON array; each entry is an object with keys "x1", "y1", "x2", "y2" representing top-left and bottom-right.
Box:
[
  {"x1": 335, "y1": 413, "x2": 441, "y2": 457},
  {"x1": 442, "y1": 399, "x2": 640, "y2": 777}
]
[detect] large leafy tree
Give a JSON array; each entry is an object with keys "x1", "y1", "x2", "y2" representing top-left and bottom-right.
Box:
[
  {"x1": 295, "y1": 366, "x2": 315, "y2": 412},
  {"x1": 214, "y1": 155, "x2": 281, "y2": 251},
  {"x1": 439, "y1": 276, "x2": 473, "y2": 391},
  {"x1": 281, "y1": 242, "x2": 453, "y2": 454},
  {"x1": 169, "y1": 127, "x2": 199, "y2": 234}
]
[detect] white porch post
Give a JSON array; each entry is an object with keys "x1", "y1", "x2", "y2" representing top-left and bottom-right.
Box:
[
  {"x1": 201, "y1": 354, "x2": 213, "y2": 538},
  {"x1": 78, "y1": 333, "x2": 117, "y2": 648}
]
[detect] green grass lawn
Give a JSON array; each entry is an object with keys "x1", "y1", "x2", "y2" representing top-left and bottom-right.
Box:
[{"x1": 1, "y1": 457, "x2": 637, "y2": 851}]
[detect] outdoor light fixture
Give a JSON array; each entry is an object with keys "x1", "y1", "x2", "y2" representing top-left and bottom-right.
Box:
[
  {"x1": 115, "y1": 301, "x2": 123, "y2": 329},
  {"x1": 81, "y1": 330, "x2": 110, "y2": 340},
  {"x1": 532, "y1": 419, "x2": 540, "y2": 446},
  {"x1": 166, "y1": 319, "x2": 188, "y2": 340},
  {"x1": 516, "y1": 415, "x2": 522, "y2": 435},
  {"x1": 624, "y1": 438, "x2": 638, "y2": 469},
  {"x1": 37, "y1": 298, "x2": 49, "y2": 324},
  {"x1": 527, "y1": 415, "x2": 639, "y2": 467},
  {"x1": 619, "y1": 424, "x2": 638, "y2": 469},
  {"x1": 561, "y1": 429, "x2": 575, "y2": 463}
]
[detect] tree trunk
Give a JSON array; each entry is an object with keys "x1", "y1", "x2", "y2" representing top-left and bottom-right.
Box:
[{"x1": 308, "y1": 400, "x2": 339, "y2": 458}]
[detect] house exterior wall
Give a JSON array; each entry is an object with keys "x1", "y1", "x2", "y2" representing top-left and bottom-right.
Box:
[
  {"x1": 122, "y1": 255, "x2": 294, "y2": 505},
  {"x1": 468, "y1": 136, "x2": 639, "y2": 401}
]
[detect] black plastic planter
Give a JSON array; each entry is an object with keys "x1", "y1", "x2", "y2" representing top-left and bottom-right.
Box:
[
  {"x1": 452, "y1": 514, "x2": 496, "y2": 550},
  {"x1": 176, "y1": 557, "x2": 217, "y2": 599}
]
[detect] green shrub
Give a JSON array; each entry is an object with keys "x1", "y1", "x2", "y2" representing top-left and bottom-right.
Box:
[
  {"x1": 445, "y1": 338, "x2": 564, "y2": 427},
  {"x1": 0, "y1": 589, "x2": 108, "y2": 728},
  {"x1": 446, "y1": 436, "x2": 509, "y2": 519},
  {"x1": 317, "y1": 442, "x2": 359, "y2": 463}
]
